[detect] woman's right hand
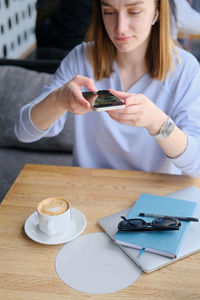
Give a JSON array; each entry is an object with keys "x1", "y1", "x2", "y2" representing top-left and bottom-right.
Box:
[
  {"x1": 31, "y1": 75, "x2": 97, "y2": 131},
  {"x1": 55, "y1": 75, "x2": 98, "y2": 115}
]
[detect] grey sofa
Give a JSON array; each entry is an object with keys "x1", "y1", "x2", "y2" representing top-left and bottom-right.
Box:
[{"x1": 0, "y1": 65, "x2": 74, "y2": 203}]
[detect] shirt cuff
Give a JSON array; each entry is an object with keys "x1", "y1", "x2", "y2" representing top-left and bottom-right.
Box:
[
  {"x1": 21, "y1": 104, "x2": 50, "y2": 139},
  {"x1": 169, "y1": 135, "x2": 199, "y2": 169}
]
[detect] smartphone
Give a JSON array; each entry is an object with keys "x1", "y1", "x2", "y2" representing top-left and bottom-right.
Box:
[{"x1": 82, "y1": 90, "x2": 125, "y2": 112}]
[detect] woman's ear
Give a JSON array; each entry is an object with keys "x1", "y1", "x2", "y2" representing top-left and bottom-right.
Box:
[{"x1": 152, "y1": 9, "x2": 159, "y2": 25}]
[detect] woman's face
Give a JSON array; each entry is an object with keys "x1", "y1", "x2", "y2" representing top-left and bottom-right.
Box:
[{"x1": 101, "y1": 0, "x2": 157, "y2": 54}]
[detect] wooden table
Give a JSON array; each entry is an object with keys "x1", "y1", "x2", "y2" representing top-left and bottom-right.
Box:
[{"x1": 0, "y1": 164, "x2": 200, "y2": 299}]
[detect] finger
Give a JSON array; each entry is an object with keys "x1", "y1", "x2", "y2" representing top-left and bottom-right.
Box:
[
  {"x1": 69, "y1": 76, "x2": 96, "y2": 109},
  {"x1": 73, "y1": 89, "x2": 91, "y2": 109},
  {"x1": 107, "y1": 104, "x2": 141, "y2": 116},
  {"x1": 125, "y1": 96, "x2": 142, "y2": 106},
  {"x1": 109, "y1": 89, "x2": 141, "y2": 106},
  {"x1": 107, "y1": 112, "x2": 137, "y2": 122},
  {"x1": 109, "y1": 88, "x2": 132, "y2": 100},
  {"x1": 75, "y1": 75, "x2": 98, "y2": 92},
  {"x1": 108, "y1": 113, "x2": 136, "y2": 126}
]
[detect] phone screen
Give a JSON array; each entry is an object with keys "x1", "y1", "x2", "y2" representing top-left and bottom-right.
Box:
[{"x1": 82, "y1": 90, "x2": 125, "y2": 111}]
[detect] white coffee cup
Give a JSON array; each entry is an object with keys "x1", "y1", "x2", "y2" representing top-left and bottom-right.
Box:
[{"x1": 37, "y1": 197, "x2": 71, "y2": 237}]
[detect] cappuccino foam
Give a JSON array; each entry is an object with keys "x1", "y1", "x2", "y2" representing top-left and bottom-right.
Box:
[{"x1": 37, "y1": 198, "x2": 69, "y2": 216}]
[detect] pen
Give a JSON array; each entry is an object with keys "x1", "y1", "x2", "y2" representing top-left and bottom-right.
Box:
[{"x1": 139, "y1": 213, "x2": 199, "y2": 222}]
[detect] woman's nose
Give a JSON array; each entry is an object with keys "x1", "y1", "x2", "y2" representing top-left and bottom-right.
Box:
[{"x1": 115, "y1": 13, "x2": 129, "y2": 34}]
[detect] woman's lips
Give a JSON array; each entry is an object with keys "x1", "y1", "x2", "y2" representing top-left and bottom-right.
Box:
[{"x1": 115, "y1": 36, "x2": 132, "y2": 42}]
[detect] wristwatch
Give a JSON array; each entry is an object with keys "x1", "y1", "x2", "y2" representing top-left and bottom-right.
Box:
[{"x1": 152, "y1": 117, "x2": 175, "y2": 141}]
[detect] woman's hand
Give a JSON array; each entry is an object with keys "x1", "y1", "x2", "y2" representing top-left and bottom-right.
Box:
[
  {"x1": 55, "y1": 74, "x2": 98, "y2": 115},
  {"x1": 107, "y1": 89, "x2": 168, "y2": 136},
  {"x1": 108, "y1": 89, "x2": 188, "y2": 159},
  {"x1": 31, "y1": 75, "x2": 97, "y2": 131}
]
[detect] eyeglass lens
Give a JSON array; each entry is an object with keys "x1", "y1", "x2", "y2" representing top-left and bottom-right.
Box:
[{"x1": 118, "y1": 216, "x2": 181, "y2": 231}]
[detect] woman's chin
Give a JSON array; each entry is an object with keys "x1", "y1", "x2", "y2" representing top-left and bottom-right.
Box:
[{"x1": 116, "y1": 45, "x2": 135, "y2": 54}]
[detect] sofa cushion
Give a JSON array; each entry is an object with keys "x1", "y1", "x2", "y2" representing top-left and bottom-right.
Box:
[
  {"x1": 0, "y1": 148, "x2": 72, "y2": 202},
  {"x1": 0, "y1": 66, "x2": 73, "y2": 152}
]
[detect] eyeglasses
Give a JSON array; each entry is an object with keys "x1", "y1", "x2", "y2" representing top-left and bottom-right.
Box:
[{"x1": 118, "y1": 216, "x2": 181, "y2": 232}]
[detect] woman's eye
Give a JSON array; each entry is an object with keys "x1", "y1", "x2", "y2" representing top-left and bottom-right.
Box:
[
  {"x1": 103, "y1": 11, "x2": 115, "y2": 15},
  {"x1": 129, "y1": 10, "x2": 141, "y2": 15}
]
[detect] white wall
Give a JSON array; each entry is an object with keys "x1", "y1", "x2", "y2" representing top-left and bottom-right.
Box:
[{"x1": 0, "y1": 0, "x2": 37, "y2": 58}]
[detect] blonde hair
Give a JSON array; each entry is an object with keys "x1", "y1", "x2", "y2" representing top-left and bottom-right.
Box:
[{"x1": 85, "y1": 0, "x2": 175, "y2": 81}]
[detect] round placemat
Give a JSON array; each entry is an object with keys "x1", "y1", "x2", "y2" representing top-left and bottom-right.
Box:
[{"x1": 55, "y1": 232, "x2": 142, "y2": 294}]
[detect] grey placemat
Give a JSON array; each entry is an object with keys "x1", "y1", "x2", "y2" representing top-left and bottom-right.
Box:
[{"x1": 55, "y1": 232, "x2": 142, "y2": 294}]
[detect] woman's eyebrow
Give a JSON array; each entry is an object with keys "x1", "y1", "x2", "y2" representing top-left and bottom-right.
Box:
[{"x1": 101, "y1": 1, "x2": 145, "y2": 7}]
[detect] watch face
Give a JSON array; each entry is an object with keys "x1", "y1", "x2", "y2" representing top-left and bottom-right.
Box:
[
  {"x1": 153, "y1": 117, "x2": 175, "y2": 140},
  {"x1": 166, "y1": 123, "x2": 175, "y2": 135},
  {"x1": 163, "y1": 120, "x2": 175, "y2": 137}
]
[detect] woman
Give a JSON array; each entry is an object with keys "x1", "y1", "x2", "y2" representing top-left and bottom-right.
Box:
[{"x1": 15, "y1": 0, "x2": 200, "y2": 177}]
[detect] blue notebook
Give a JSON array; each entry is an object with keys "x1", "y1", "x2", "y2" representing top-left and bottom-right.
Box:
[{"x1": 114, "y1": 193, "x2": 197, "y2": 258}]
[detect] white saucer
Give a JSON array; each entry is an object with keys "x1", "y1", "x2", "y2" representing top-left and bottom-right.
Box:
[{"x1": 24, "y1": 208, "x2": 86, "y2": 245}]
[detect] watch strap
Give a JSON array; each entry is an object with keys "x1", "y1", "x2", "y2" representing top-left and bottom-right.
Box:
[{"x1": 152, "y1": 117, "x2": 175, "y2": 141}]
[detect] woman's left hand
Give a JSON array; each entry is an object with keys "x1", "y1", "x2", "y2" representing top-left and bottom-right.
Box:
[{"x1": 107, "y1": 89, "x2": 168, "y2": 136}]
